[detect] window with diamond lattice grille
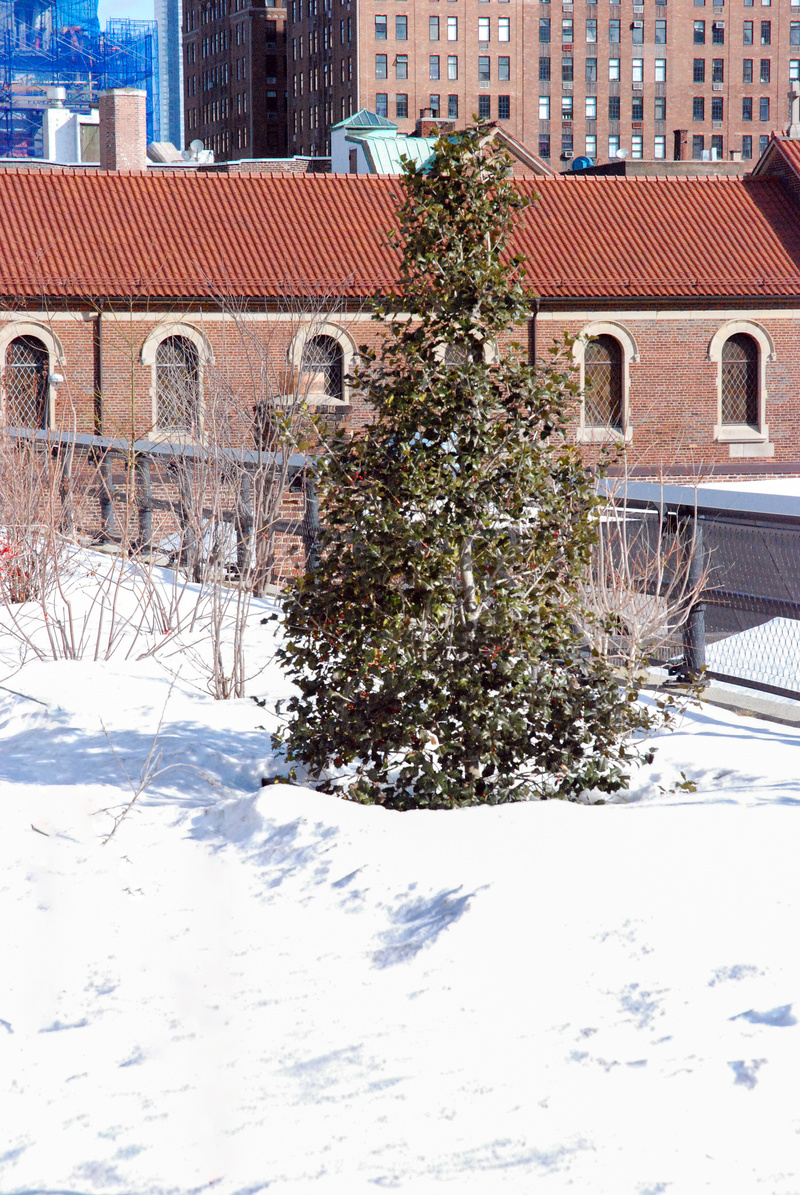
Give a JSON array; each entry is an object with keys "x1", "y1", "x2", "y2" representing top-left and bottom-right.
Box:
[
  {"x1": 584, "y1": 335, "x2": 622, "y2": 428},
  {"x1": 156, "y1": 336, "x2": 199, "y2": 432},
  {"x1": 301, "y1": 335, "x2": 343, "y2": 401},
  {"x1": 721, "y1": 333, "x2": 758, "y2": 425},
  {"x1": 5, "y1": 336, "x2": 48, "y2": 428}
]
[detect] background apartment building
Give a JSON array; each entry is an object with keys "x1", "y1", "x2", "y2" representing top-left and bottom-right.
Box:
[
  {"x1": 183, "y1": 0, "x2": 287, "y2": 160},
  {"x1": 286, "y1": 0, "x2": 800, "y2": 163}
]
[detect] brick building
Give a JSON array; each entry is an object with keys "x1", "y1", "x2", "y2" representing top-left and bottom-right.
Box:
[
  {"x1": 285, "y1": 0, "x2": 800, "y2": 164},
  {"x1": 183, "y1": 0, "x2": 288, "y2": 160},
  {"x1": 4, "y1": 127, "x2": 800, "y2": 482}
]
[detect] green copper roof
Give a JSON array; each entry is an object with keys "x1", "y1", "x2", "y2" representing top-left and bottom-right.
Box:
[{"x1": 332, "y1": 108, "x2": 397, "y2": 131}]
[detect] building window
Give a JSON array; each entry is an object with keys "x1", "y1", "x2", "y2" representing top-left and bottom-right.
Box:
[
  {"x1": 632, "y1": 20, "x2": 643, "y2": 43},
  {"x1": 539, "y1": 56, "x2": 551, "y2": 81},
  {"x1": 743, "y1": 20, "x2": 753, "y2": 44},
  {"x1": 561, "y1": 133, "x2": 573, "y2": 159},
  {"x1": 562, "y1": 56, "x2": 574, "y2": 81},
  {"x1": 396, "y1": 54, "x2": 407, "y2": 78},
  {"x1": 609, "y1": 19, "x2": 620, "y2": 42},
  {"x1": 608, "y1": 134, "x2": 620, "y2": 155},
  {"x1": 632, "y1": 58, "x2": 643, "y2": 82},
  {"x1": 539, "y1": 134, "x2": 551, "y2": 158},
  {"x1": 375, "y1": 54, "x2": 387, "y2": 78},
  {"x1": 693, "y1": 96, "x2": 705, "y2": 121},
  {"x1": 586, "y1": 95, "x2": 597, "y2": 119},
  {"x1": 760, "y1": 58, "x2": 770, "y2": 83},
  {"x1": 759, "y1": 133, "x2": 769, "y2": 155},
  {"x1": 498, "y1": 56, "x2": 510, "y2": 80},
  {"x1": 478, "y1": 55, "x2": 490, "y2": 80},
  {"x1": 631, "y1": 95, "x2": 643, "y2": 121},
  {"x1": 539, "y1": 18, "x2": 550, "y2": 42},
  {"x1": 448, "y1": 94, "x2": 458, "y2": 118},
  {"x1": 711, "y1": 96, "x2": 723, "y2": 120},
  {"x1": 792, "y1": 21, "x2": 800, "y2": 45},
  {"x1": 609, "y1": 58, "x2": 620, "y2": 81},
  {"x1": 760, "y1": 20, "x2": 770, "y2": 43},
  {"x1": 692, "y1": 134, "x2": 704, "y2": 158},
  {"x1": 654, "y1": 96, "x2": 666, "y2": 120},
  {"x1": 498, "y1": 95, "x2": 510, "y2": 120},
  {"x1": 608, "y1": 95, "x2": 620, "y2": 120},
  {"x1": 539, "y1": 95, "x2": 550, "y2": 120},
  {"x1": 156, "y1": 337, "x2": 199, "y2": 434},
  {"x1": 447, "y1": 55, "x2": 457, "y2": 79},
  {"x1": 791, "y1": 60, "x2": 800, "y2": 82},
  {"x1": 498, "y1": 17, "x2": 510, "y2": 41},
  {"x1": 654, "y1": 135, "x2": 666, "y2": 158},
  {"x1": 586, "y1": 18, "x2": 597, "y2": 42},
  {"x1": 478, "y1": 94, "x2": 491, "y2": 118},
  {"x1": 429, "y1": 54, "x2": 440, "y2": 79},
  {"x1": 429, "y1": 16, "x2": 439, "y2": 40},
  {"x1": 562, "y1": 95, "x2": 573, "y2": 119},
  {"x1": 760, "y1": 96, "x2": 770, "y2": 120},
  {"x1": 375, "y1": 14, "x2": 387, "y2": 39},
  {"x1": 712, "y1": 21, "x2": 724, "y2": 44},
  {"x1": 301, "y1": 336, "x2": 344, "y2": 404},
  {"x1": 743, "y1": 58, "x2": 753, "y2": 82},
  {"x1": 376, "y1": 92, "x2": 388, "y2": 116},
  {"x1": 742, "y1": 134, "x2": 753, "y2": 158},
  {"x1": 743, "y1": 97, "x2": 752, "y2": 119},
  {"x1": 655, "y1": 19, "x2": 666, "y2": 43},
  {"x1": 4, "y1": 336, "x2": 49, "y2": 428},
  {"x1": 694, "y1": 20, "x2": 705, "y2": 43},
  {"x1": 631, "y1": 135, "x2": 643, "y2": 159},
  {"x1": 711, "y1": 134, "x2": 723, "y2": 157},
  {"x1": 712, "y1": 58, "x2": 724, "y2": 83},
  {"x1": 586, "y1": 56, "x2": 597, "y2": 81},
  {"x1": 447, "y1": 16, "x2": 457, "y2": 40},
  {"x1": 585, "y1": 133, "x2": 597, "y2": 157},
  {"x1": 478, "y1": 16, "x2": 490, "y2": 40},
  {"x1": 430, "y1": 94, "x2": 441, "y2": 116},
  {"x1": 396, "y1": 93, "x2": 408, "y2": 118},
  {"x1": 396, "y1": 14, "x2": 407, "y2": 39},
  {"x1": 655, "y1": 57, "x2": 666, "y2": 81},
  {"x1": 584, "y1": 336, "x2": 623, "y2": 430},
  {"x1": 561, "y1": 18, "x2": 573, "y2": 41},
  {"x1": 721, "y1": 334, "x2": 758, "y2": 426}
]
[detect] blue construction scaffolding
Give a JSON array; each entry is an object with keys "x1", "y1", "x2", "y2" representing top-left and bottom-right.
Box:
[{"x1": 0, "y1": 0, "x2": 159, "y2": 157}]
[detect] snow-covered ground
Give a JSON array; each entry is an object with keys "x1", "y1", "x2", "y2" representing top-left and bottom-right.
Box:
[{"x1": 2, "y1": 553, "x2": 800, "y2": 1194}]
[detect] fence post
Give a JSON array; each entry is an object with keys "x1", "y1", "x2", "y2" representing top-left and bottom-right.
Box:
[
  {"x1": 681, "y1": 512, "x2": 706, "y2": 681},
  {"x1": 135, "y1": 454, "x2": 153, "y2": 552},
  {"x1": 57, "y1": 441, "x2": 74, "y2": 536},
  {"x1": 303, "y1": 469, "x2": 321, "y2": 572},
  {"x1": 236, "y1": 470, "x2": 253, "y2": 578},
  {"x1": 98, "y1": 450, "x2": 115, "y2": 541}
]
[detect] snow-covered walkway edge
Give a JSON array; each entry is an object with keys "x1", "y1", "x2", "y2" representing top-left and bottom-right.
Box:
[{"x1": 2, "y1": 578, "x2": 800, "y2": 1192}]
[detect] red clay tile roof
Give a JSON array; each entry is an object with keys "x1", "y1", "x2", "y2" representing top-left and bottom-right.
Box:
[{"x1": 0, "y1": 167, "x2": 799, "y2": 301}]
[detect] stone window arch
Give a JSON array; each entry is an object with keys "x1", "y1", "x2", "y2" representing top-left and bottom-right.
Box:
[
  {"x1": 708, "y1": 320, "x2": 773, "y2": 453},
  {"x1": 140, "y1": 322, "x2": 213, "y2": 437},
  {"x1": 0, "y1": 320, "x2": 65, "y2": 429},
  {"x1": 289, "y1": 321, "x2": 357, "y2": 405},
  {"x1": 573, "y1": 321, "x2": 638, "y2": 443}
]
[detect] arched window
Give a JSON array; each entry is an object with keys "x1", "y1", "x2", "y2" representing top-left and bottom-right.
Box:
[
  {"x1": 300, "y1": 335, "x2": 344, "y2": 402},
  {"x1": 721, "y1": 333, "x2": 758, "y2": 427},
  {"x1": 156, "y1": 336, "x2": 199, "y2": 433},
  {"x1": 5, "y1": 336, "x2": 49, "y2": 428},
  {"x1": 584, "y1": 335, "x2": 623, "y2": 429}
]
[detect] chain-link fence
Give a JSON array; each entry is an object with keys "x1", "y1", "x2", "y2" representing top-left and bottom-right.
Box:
[{"x1": 603, "y1": 482, "x2": 800, "y2": 701}]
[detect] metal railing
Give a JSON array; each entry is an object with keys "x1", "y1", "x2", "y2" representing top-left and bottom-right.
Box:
[{"x1": 603, "y1": 481, "x2": 800, "y2": 700}]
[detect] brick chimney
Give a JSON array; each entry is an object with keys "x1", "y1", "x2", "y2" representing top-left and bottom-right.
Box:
[
  {"x1": 98, "y1": 88, "x2": 148, "y2": 171},
  {"x1": 414, "y1": 111, "x2": 456, "y2": 138}
]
